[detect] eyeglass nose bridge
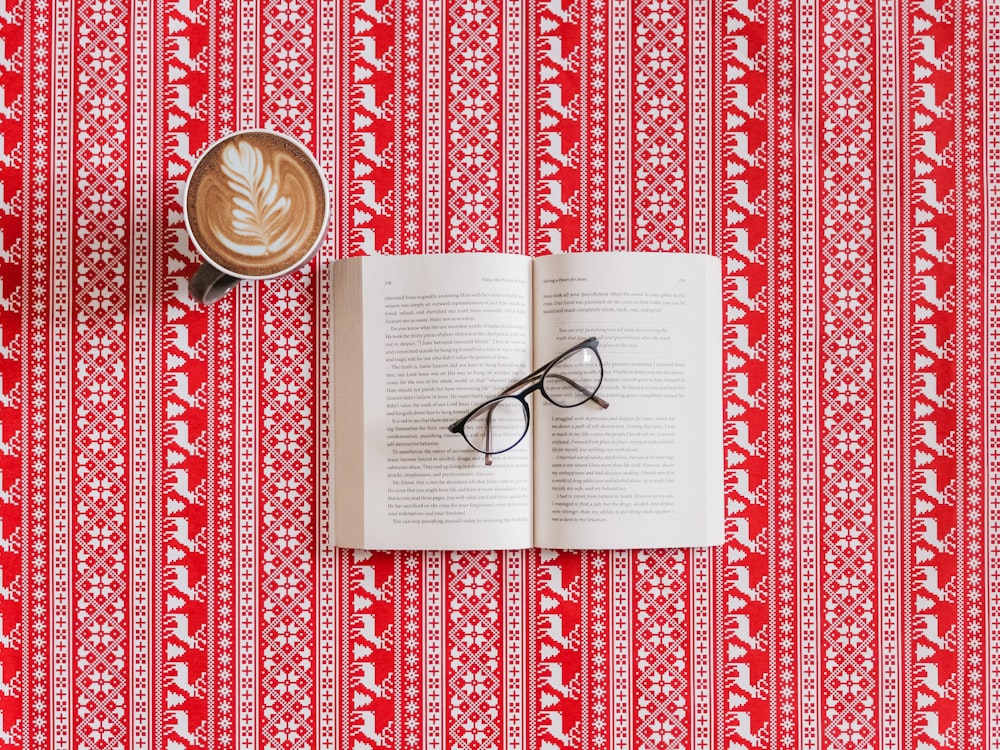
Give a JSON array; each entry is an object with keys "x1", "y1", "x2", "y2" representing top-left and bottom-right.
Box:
[{"x1": 448, "y1": 393, "x2": 532, "y2": 460}]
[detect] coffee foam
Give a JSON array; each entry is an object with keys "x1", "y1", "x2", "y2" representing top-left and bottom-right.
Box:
[{"x1": 186, "y1": 132, "x2": 327, "y2": 278}]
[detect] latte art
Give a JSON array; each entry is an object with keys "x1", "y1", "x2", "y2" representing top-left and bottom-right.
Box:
[{"x1": 186, "y1": 132, "x2": 327, "y2": 278}]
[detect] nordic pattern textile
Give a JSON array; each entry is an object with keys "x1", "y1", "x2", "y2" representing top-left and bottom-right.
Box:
[{"x1": 0, "y1": 0, "x2": 997, "y2": 748}]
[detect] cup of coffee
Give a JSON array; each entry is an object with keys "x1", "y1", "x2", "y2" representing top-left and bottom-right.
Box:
[{"x1": 183, "y1": 129, "x2": 330, "y2": 304}]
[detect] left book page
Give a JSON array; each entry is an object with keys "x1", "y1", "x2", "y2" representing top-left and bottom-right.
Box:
[{"x1": 332, "y1": 253, "x2": 534, "y2": 550}]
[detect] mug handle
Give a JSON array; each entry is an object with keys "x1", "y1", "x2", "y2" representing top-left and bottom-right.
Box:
[{"x1": 189, "y1": 262, "x2": 244, "y2": 304}]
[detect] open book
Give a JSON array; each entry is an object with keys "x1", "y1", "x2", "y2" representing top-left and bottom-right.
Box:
[{"x1": 332, "y1": 251, "x2": 723, "y2": 550}]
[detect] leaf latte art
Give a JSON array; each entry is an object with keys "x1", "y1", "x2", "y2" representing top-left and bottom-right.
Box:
[{"x1": 186, "y1": 132, "x2": 327, "y2": 277}]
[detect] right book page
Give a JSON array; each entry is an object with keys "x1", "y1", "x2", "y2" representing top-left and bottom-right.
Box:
[{"x1": 531, "y1": 252, "x2": 724, "y2": 550}]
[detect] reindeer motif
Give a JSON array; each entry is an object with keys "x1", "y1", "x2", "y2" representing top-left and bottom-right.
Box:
[
  {"x1": 729, "y1": 83, "x2": 760, "y2": 118},
  {"x1": 165, "y1": 468, "x2": 204, "y2": 507},
  {"x1": 165, "y1": 517, "x2": 204, "y2": 554},
  {"x1": 539, "y1": 662, "x2": 578, "y2": 699},
  {"x1": 913, "y1": 468, "x2": 954, "y2": 506},
  {"x1": 357, "y1": 0, "x2": 388, "y2": 24},
  {"x1": 915, "y1": 614, "x2": 953, "y2": 650},
  {"x1": 538, "y1": 130, "x2": 577, "y2": 167},
  {"x1": 914, "y1": 178, "x2": 952, "y2": 214},
  {"x1": 539, "y1": 613, "x2": 578, "y2": 649},
  {"x1": 727, "y1": 613, "x2": 765, "y2": 650},
  {"x1": 913, "y1": 324, "x2": 951, "y2": 359},
  {"x1": 915, "y1": 565, "x2": 952, "y2": 603},
  {"x1": 355, "y1": 180, "x2": 391, "y2": 216},
  {"x1": 729, "y1": 35, "x2": 761, "y2": 71},
  {"x1": 913, "y1": 83, "x2": 951, "y2": 119},
  {"x1": 727, "y1": 131, "x2": 762, "y2": 167},
  {"x1": 727, "y1": 517, "x2": 763, "y2": 553},
  {"x1": 169, "y1": 83, "x2": 204, "y2": 119},
  {"x1": 726, "y1": 469, "x2": 761, "y2": 507},
  {"x1": 913, "y1": 226, "x2": 954, "y2": 264},
  {"x1": 354, "y1": 132, "x2": 390, "y2": 168},
  {"x1": 354, "y1": 84, "x2": 390, "y2": 119},
  {"x1": 726, "y1": 323, "x2": 766, "y2": 361},
  {"x1": 728, "y1": 711, "x2": 767, "y2": 748},
  {"x1": 165, "y1": 612, "x2": 205, "y2": 648},
  {"x1": 913, "y1": 517, "x2": 952, "y2": 553},
  {"x1": 732, "y1": 0, "x2": 760, "y2": 22},
  {"x1": 165, "y1": 661, "x2": 204, "y2": 698},
  {"x1": 354, "y1": 36, "x2": 389, "y2": 72},
  {"x1": 167, "y1": 709, "x2": 202, "y2": 745},
  {"x1": 352, "y1": 564, "x2": 389, "y2": 602},
  {"x1": 165, "y1": 323, "x2": 203, "y2": 358},
  {"x1": 728, "y1": 565, "x2": 764, "y2": 603},
  {"x1": 166, "y1": 563, "x2": 203, "y2": 600},
  {"x1": 916, "y1": 711, "x2": 952, "y2": 746},
  {"x1": 539, "y1": 84, "x2": 577, "y2": 120},
  {"x1": 353, "y1": 662, "x2": 390, "y2": 698},
  {"x1": 913, "y1": 130, "x2": 951, "y2": 166},
  {"x1": 914, "y1": 420, "x2": 953, "y2": 457},
  {"x1": 539, "y1": 565, "x2": 577, "y2": 603},
  {"x1": 912, "y1": 35, "x2": 951, "y2": 71},
  {"x1": 164, "y1": 372, "x2": 204, "y2": 407},
  {"x1": 540, "y1": 180, "x2": 577, "y2": 215},
  {"x1": 538, "y1": 36, "x2": 576, "y2": 71},
  {"x1": 913, "y1": 275, "x2": 953, "y2": 312},
  {"x1": 914, "y1": 0, "x2": 948, "y2": 21},
  {"x1": 728, "y1": 662, "x2": 765, "y2": 698},
  {"x1": 540, "y1": 711, "x2": 578, "y2": 746},
  {"x1": 540, "y1": 0, "x2": 576, "y2": 22},
  {"x1": 355, "y1": 612, "x2": 390, "y2": 649}
]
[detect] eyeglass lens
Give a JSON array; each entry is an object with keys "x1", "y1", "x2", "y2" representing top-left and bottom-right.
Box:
[
  {"x1": 461, "y1": 397, "x2": 529, "y2": 454},
  {"x1": 541, "y1": 346, "x2": 603, "y2": 407}
]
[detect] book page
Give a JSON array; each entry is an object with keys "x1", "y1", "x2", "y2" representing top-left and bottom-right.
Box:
[
  {"x1": 334, "y1": 253, "x2": 535, "y2": 550},
  {"x1": 531, "y1": 252, "x2": 723, "y2": 549}
]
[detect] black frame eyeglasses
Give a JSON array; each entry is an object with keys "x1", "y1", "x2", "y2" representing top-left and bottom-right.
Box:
[{"x1": 448, "y1": 337, "x2": 609, "y2": 465}]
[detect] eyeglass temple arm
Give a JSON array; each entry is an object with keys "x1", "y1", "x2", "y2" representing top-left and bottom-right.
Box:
[
  {"x1": 540, "y1": 372, "x2": 610, "y2": 409},
  {"x1": 484, "y1": 406, "x2": 493, "y2": 466}
]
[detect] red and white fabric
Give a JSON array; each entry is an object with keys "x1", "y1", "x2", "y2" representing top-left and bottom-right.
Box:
[{"x1": 0, "y1": 0, "x2": 996, "y2": 748}]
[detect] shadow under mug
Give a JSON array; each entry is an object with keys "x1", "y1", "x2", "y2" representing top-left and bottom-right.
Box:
[{"x1": 182, "y1": 129, "x2": 331, "y2": 304}]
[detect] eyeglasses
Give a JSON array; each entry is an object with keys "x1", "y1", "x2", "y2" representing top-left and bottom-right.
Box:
[{"x1": 449, "y1": 337, "x2": 609, "y2": 464}]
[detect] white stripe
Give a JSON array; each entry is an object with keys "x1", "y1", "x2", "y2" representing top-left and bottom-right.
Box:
[
  {"x1": 772, "y1": 1, "x2": 796, "y2": 744},
  {"x1": 610, "y1": 0, "x2": 630, "y2": 252},
  {"x1": 50, "y1": 0, "x2": 74, "y2": 745},
  {"x1": 876, "y1": 4, "x2": 901, "y2": 750},
  {"x1": 689, "y1": 0, "x2": 710, "y2": 256},
  {"x1": 690, "y1": 1, "x2": 712, "y2": 744},
  {"x1": 239, "y1": 0, "x2": 258, "y2": 127},
  {"x1": 987, "y1": 0, "x2": 1000, "y2": 738},
  {"x1": 317, "y1": 0, "x2": 339, "y2": 746},
  {"x1": 988, "y1": 2, "x2": 1000, "y2": 744},
  {"x1": 611, "y1": 550, "x2": 631, "y2": 749},
  {"x1": 237, "y1": 278, "x2": 259, "y2": 750},
  {"x1": 423, "y1": 0, "x2": 444, "y2": 252},
  {"x1": 17, "y1": 38, "x2": 31, "y2": 749},
  {"x1": 692, "y1": 548, "x2": 712, "y2": 750},
  {"x1": 131, "y1": 0, "x2": 153, "y2": 745},
  {"x1": 796, "y1": 1, "x2": 820, "y2": 748},
  {"x1": 503, "y1": 0, "x2": 524, "y2": 255},
  {"x1": 237, "y1": 4, "x2": 259, "y2": 749},
  {"x1": 424, "y1": 551, "x2": 444, "y2": 750},
  {"x1": 503, "y1": 551, "x2": 525, "y2": 750}
]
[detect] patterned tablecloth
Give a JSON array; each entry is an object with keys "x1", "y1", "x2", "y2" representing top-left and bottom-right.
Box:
[{"x1": 1, "y1": 0, "x2": 997, "y2": 748}]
